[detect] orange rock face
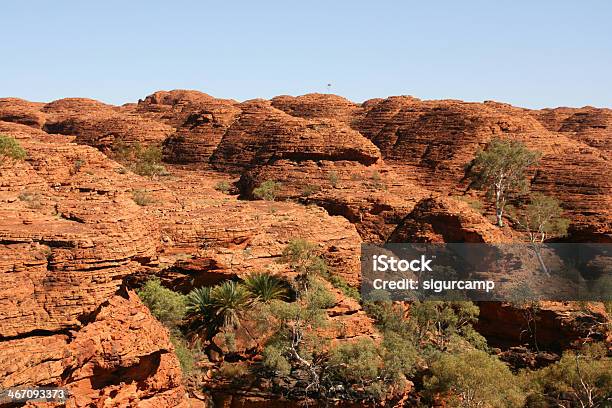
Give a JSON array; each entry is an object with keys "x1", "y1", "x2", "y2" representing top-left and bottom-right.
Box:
[
  {"x1": 0, "y1": 90, "x2": 609, "y2": 405},
  {"x1": 388, "y1": 196, "x2": 513, "y2": 243},
  {"x1": 1, "y1": 292, "x2": 188, "y2": 407}
]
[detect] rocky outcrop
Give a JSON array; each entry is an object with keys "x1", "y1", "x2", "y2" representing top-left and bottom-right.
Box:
[
  {"x1": 0, "y1": 123, "x2": 188, "y2": 406},
  {"x1": 155, "y1": 193, "x2": 364, "y2": 287},
  {"x1": 531, "y1": 106, "x2": 611, "y2": 155},
  {"x1": 210, "y1": 99, "x2": 381, "y2": 172},
  {"x1": 41, "y1": 99, "x2": 174, "y2": 151},
  {"x1": 0, "y1": 90, "x2": 610, "y2": 405},
  {"x1": 388, "y1": 196, "x2": 512, "y2": 243},
  {"x1": 349, "y1": 97, "x2": 611, "y2": 240},
  {"x1": 128, "y1": 90, "x2": 242, "y2": 163},
  {"x1": 271, "y1": 93, "x2": 361, "y2": 123},
  {"x1": 238, "y1": 160, "x2": 428, "y2": 242},
  {"x1": 1, "y1": 292, "x2": 188, "y2": 407},
  {"x1": 477, "y1": 301, "x2": 609, "y2": 351},
  {"x1": 161, "y1": 102, "x2": 241, "y2": 163},
  {"x1": 0, "y1": 98, "x2": 46, "y2": 128}
]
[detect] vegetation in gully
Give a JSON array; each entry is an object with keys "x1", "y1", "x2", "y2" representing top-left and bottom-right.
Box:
[{"x1": 133, "y1": 138, "x2": 610, "y2": 407}]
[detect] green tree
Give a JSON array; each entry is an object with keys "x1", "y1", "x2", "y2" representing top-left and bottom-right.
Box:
[
  {"x1": 0, "y1": 134, "x2": 27, "y2": 162},
  {"x1": 522, "y1": 342, "x2": 611, "y2": 408},
  {"x1": 512, "y1": 193, "x2": 570, "y2": 243},
  {"x1": 112, "y1": 142, "x2": 168, "y2": 177},
  {"x1": 214, "y1": 180, "x2": 231, "y2": 194},
  {"x1": 137, "y1": 278, "x2": 186, "y2": 328},
  {"x1": 281, "y1": 239, "x2": 327, "y2": 277},
  {"x1": 424, "y1": 349, "x2": 525, "y2": 408},
  {"x1": 328, "y1": 335, "x2": 417, "y2": 401},
  {"x1": 510, "y1": 193, "x2": 570, "y2": 274},
  {"x1": 468, "y1": 138, "x2": 540, "y2": 227},
  {"x1": 261, "y1": 280, "x2": 334, "y2": 394},
  {"x1": 409, "y1": 301, "x2": 486, "y2": 351},
  {"x1": 328, "y1": 338, "x2": 384, "y2": 387}
]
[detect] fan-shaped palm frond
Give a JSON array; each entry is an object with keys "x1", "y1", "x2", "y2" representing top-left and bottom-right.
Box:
[
  {"x1": 211, "y1": 281, "x2": 251, "y2": 328},
  {"x1": 244, "y1": 273, "x2": 289, "y2": 303},
  {"x1": 186, "y1": 286, "x2": 213, "y2": 316}
]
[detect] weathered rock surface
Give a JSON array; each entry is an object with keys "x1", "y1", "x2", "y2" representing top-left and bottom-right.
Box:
[
  {"x1": 477, "y1": 301, "x2": 609, "y2": 351},
  {"x1": 129, "y1": 90, "x2": 242, "y2": 163},
  {"x1": 531, "y1": 106, "x2": 611, "y2": 155},
  {"x1": 271, "y1": 93, "x2": 361, "y2": 123},
  {"x1": 352, "y1": 98, "x2": 610, "y2": 240},
  {"x1": 0, "y1": 124, "x2": 187, "y2": 406},
  {"x1": 43, "y1": 99, "x2": 175, "y2": 151},
  {"x1": 239, "y1": 160, "x2": 428, "y2": 242},
  {"x1": 388, "y1": 196, "x2": 512, "y2": 243},
  {"x1": 0, "y1": 90, "x2": 610, "y2": 405},
  {"x1": 1, "y1": 292, "x2": 188, "y2": 407},
  {"x1": 210, "y1": 99, "x2": 381, "y2": 171},
  {"x1": 0, "y1": 98, "x2": 46, "y2": 128}
]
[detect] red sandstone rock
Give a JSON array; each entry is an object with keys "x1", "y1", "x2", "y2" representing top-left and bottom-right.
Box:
[
  {"x1": 1, "y1": 292, "x2": 188, "y2": 407},
  {"x1": 210, "y1": 99, "x2": 381, "y2": 171},
  {"x1": 0, "y1": 90, "x2": 610, "y2": 405},
  {"x1": 271, "y1": 93, "x2": 361, "y2": 123},
  {"x1": 238, "y1": 159, "x2": 428, "y2": 242},
  {"x1": 388, "y1": 196, "x2": 512, "y2": 243},
  {"x1": 477, "y1": 301, "x2": 609, "y2": 350},
  {"x1": 531, "y1": 106, "x2": 611, "y2": 155},
  {"x1": 351, "y1": 97, "x2": 611, "y2": 240},
  {"x1": 0, "y1": 98, "x2": 46, "y2": 128}
]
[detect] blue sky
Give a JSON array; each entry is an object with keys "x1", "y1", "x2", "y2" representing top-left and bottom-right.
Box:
[{"x1": 1, "y1": 1, "x2": 610, "y2": 108}]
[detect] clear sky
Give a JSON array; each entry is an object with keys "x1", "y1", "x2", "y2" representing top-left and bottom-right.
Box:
[{"x1": 1, "y1": 1, "x2": 611, "y2": 108}]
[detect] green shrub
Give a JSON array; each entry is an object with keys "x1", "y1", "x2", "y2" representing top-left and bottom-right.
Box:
[
  {"x1": 0, "y1": 134, "x2": 27, "y2": 161},
  {"x1": 253, "y1": 180, "x2": 282, "y2": 201},
  {"x1": 243, "y1": 273, "x2": 289, "y2": 303},
  {"x1": 262, "y1": 344, "x2": 291, "y2": 376},
  {"x1": 327, "y1": 274, "x2": 361, "y2": 301},
  {"x1": 186, "y1": 280, "x2": 257, "y2": 333},
  {"x1": 69, "y1": 159, "x2": 85, "y2": 176},
  {"x1": 18, "y1": 191, "x2": 43, "y2": 209},
  {"x1": 132, "y1": 189, "x2": 155, "y2": 206},
  {"x1": 185, "y1": 286, "x2": 216, "y2": 333},
  {"x1": 367, "y1": 171, "x2": 386, "y2": 190},
  {"x1": 328, "y1": 334, "x2": 418, "y2": 400},
  {"x1": 137, "y1": 278, "x2": 186, "y2": 328},
  {"x1": 281, "y1": 239, "x2": 328, "y2": 277},
  {"x1": 301, "y1": 184, "x2": 321, "y2": 197},
  {"x1": 522, "y1": 343, "x2": 611, "y2": 407},
  {"x1": 112, "y1": 143, "x2": 169, "y2": 178},
  {"x1": 170, "y1": 331, "x2": 200, "y2": 375},
  {"x1": 424, "y1": 349, "x2": 524, "y2": 407},
  {"x1": 217, "y1": 361, "x2": 251, "y2": 381},
  {"x1": 453, "y1": 195, "x2": 484, "y2": 214},
  {"x1": 259, "y1": 279, "x2": 334, "y2": 392},
  {"x1": 328, "y1": 171, "x2": 339, "y2": 187},
  {"x1": 212, "y1": 281, "x2": 251, "y2": 328},
  {"x1": 214, "y1": 181, "x2": 231, "y2": 194},
  {"x1": 329, "y1": 338, "x2": 383, "y2": 384},
  {"x1": 381, "y1": 331, "x2": 418, "y2": 381},
  {"x1": 303, "y1": 277, "x2": 336, "y2": 309}
]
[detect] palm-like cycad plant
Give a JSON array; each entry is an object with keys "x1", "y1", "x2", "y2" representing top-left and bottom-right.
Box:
[
  {"x1": 186, "y1": 286, "x2": 215, "y2": 332},
  {"x1": 244, "y1": 273, "x2": 289, "y2": 303},
  {"x1": 210, "y1": 281, "x2": 252, "y2": 328},
  {"x1": 186, "y1": 286, "x2": 213, "y2": 315}
]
